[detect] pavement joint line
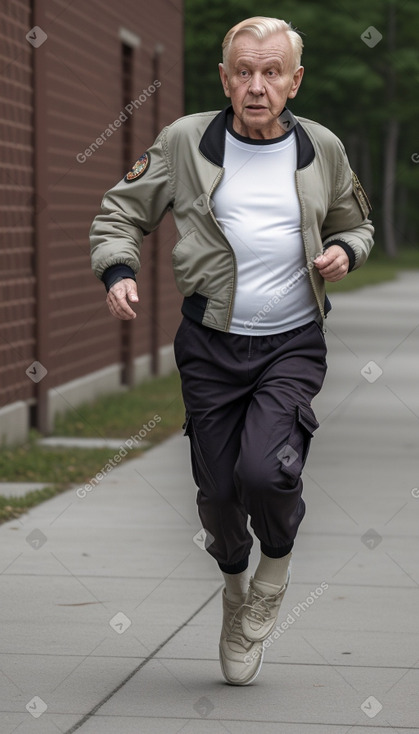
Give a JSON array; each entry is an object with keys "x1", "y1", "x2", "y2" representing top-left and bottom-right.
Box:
[
  {"x1": 301, "y1": 635, "x2": 359, "y2": 693},
  {"x1": 0, "y1": 552, "x2": 23, "y2": 575},
  {"x1": 62, "y1": 583, "x2": 223, "y2": 734},
  {"x1": 50, "y1": 638, "x2": 108, "y2": 694},
  {"x1": 154, "y1": 659, "x2": 419, "y2": 671},
  {"x1": 59, "y1": 713, "x2": 419, "y2": 728},
  {"x1": 1, "y1": 653, "x2": 418, "y2": 672},
  {"x1": 2, "y1": 571, "x2": 419, "y2": 590},
  {"x1": 154, "y1": 656, "x2": 193, "y2": 695},
  {"x1": 383, "y1": 653, "x2": 419, "y2": 696}
]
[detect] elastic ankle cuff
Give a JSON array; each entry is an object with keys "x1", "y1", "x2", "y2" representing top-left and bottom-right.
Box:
[
  {"x1": 218, "y1": 556, "x2": 249, "y2": 574},
  {"x1": 260, "y1": 541, "x2": 293, "y2": 559}
]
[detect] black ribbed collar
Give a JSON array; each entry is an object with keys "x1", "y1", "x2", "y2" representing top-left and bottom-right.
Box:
[{"x1": 198, "y1": 105, "x2": 315, "y2": 170}]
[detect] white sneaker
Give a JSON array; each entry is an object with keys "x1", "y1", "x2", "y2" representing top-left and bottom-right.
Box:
[
  {"x1": 219, "y1": 589, "x2": 264, "y2": 685},
  {"x1": 241, "y1": 573, "x2": 290, "y2": 642}
]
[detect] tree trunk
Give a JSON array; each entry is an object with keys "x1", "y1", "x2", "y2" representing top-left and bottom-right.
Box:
[
  {"x1": 382, "y1": 1, "x2": 398, "y2": 257},
  {"x1": 360, "y1": 133, "x2": 373, "y2": 202},
  {"x1": 396, "y1": 183, "x2": 408, "y2": 246},
  {"x1": 346, "y1": 132, "x2": 359, "y2": 174},
  {"x1": 382, "y1": 117, "x2": 399, "y2": 256}
]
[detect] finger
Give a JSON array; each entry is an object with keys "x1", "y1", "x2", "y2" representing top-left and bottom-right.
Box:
[
  {"x1": 109, "y1": 282, "x2": 138, "y2": 318},
  {"x1": 318, "y1": 263, "x2": 340, "y2": 277},
  {"x1": 108, "y1": 300, "x2": 135, "y2": 319},
  {"x1": 317, "y1": 256, "x2": 346, "y2": 274},
  {"x1": 110, "y1": 281, "x2": 136, "y2": 301},
  {"x1": 113, "y1": 295, "x2": 136, "y2": 318},
  {"x1": 313, "y1": 253, "x2": 331, "y2": 266},
  {"x1": 106, "y1": 294, "x2": 121, "y2": 319},
  {"x1": 107, "y1": 291, "x2": 136, "y2": 319},
  {"x1": 126, "y1": 284, "x2": 139, "y2": 303},
  {"x1": 322, "y1": 263, "x2": 348, "y2": 282},
  {"x1": 111, "y1": 299, "x2": 136, "y2": 319}
]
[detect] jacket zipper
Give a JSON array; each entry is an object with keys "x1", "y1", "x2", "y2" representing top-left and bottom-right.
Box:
[
  {"x1": 207, "y1": 169, "x2": 237, "y2": 330},
  {"x1": 295, "y1": 171, "x2": 325, "y2": 321}
]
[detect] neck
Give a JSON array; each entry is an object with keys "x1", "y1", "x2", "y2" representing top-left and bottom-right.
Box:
[{"x1": 232, "y1": 115, "x2": 285, "y2": 140}]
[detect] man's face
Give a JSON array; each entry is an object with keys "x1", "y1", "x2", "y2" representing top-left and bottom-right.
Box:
[{"x1": 219, "y1": 31, "x2": 304, "y2": 139}]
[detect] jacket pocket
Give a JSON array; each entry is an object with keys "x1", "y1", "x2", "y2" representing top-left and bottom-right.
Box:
[
  {"x1": 172, "y1": 228, "x2": 201, "y2": 297},
  {"x1": 277, "y1": 404, "x2": 319, "y2": 484}
]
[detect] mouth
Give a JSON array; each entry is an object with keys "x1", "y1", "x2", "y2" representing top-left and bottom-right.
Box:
[{"x1": 246, "y1": 105, "x2": 266, "y2": 110}]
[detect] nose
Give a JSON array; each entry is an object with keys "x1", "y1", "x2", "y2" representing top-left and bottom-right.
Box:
[{"x1": 248, "y1": 72, "x2": 265, "y2": 95}]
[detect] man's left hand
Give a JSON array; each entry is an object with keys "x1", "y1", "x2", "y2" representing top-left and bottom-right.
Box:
[{"x1": 313, "y1": 245, "x2": 349, "y2": 282}]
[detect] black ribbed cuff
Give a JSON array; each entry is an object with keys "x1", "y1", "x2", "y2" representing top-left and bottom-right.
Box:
[
  {"x1": 102, "y1": 264, "x2": 136, "y2": 292},
  {"x1": 260, "y1": 541, "x2": 294, "y2": 559},
  {"x1": 218, "y1": 556, "x2": 249, "y2": 574}
]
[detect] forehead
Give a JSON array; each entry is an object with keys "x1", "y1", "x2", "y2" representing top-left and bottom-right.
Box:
[{"x1": 229, "y1": 31, "x2": 292, "y2": 65}]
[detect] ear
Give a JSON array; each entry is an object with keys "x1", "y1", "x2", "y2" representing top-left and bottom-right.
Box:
[
  {"x1": 219, "y1": 63, "x2": 231, "y2": 98},
  {"x1": 288, "y1": 66, "x2": 304, "y2": 100}
]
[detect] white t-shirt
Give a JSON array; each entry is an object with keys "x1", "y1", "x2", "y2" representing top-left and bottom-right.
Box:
[{"x1": 212, "y1": 127, "x2": 319, "y2": 334}]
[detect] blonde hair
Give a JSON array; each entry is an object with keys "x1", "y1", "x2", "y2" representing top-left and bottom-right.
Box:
[{"x1": 222, "y1": 17, "x2": 303, "y2": 72}]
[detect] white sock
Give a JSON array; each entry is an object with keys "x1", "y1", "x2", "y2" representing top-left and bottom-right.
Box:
[
  {"x1": 222, "y1": 570, "x2": 249, "y2": 604},
  {"x1": 253, "y1": 551, "x2": 292, "y2": 592}
]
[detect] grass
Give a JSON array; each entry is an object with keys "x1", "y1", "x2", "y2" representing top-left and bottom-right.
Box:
[
  {"x1": 0, "y1": 371, "x2": 185, "y2": 524},
  {"x1": 53, "y1": 370, "x2": 185, "y2": 441},
  {"x1": 1, "y1": 249, "x2": 418, "y2": 524},
  {"x1": 326, "y1": 248, "x2": 419, "y2": 292}
]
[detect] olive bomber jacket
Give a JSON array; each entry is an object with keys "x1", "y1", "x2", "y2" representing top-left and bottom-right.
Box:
[{"x1": 90, "y1": 106, "x2": 374, "y2": 331}]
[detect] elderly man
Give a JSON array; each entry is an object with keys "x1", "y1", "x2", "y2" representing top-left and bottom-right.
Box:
[{"x1": 90, "y1": 16, "x2": 373, "y2": 685}]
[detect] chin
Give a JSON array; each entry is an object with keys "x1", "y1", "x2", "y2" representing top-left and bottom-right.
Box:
[{"x1": 243, "y1": 112, "x2": 269, "y2": 125}]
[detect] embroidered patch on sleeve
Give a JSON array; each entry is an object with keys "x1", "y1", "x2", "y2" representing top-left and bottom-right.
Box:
[
  {"x1": 125, "y1": 153, "x2": 150, "y2": 182},
  {"x1": 352, "y1": 171, "x2": 372, "y2": 218}
]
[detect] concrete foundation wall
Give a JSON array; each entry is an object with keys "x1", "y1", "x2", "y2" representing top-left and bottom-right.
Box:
[{"x1": 1, "y1": 344, "x2": 177, "y2": 444}]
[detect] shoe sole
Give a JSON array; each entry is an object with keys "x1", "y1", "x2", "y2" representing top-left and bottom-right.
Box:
[{"x1": 219, "y1": 646, "x2": 264, "y2": 686}]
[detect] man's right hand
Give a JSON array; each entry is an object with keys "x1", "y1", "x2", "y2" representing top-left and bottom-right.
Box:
[{"x1": 106, "y1": 278, "x2": 139, "y2": 320}]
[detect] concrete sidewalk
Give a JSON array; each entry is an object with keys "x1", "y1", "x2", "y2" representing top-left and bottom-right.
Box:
[{"x1": 1, "y1": 272, "x2": 419, "y2": 734}]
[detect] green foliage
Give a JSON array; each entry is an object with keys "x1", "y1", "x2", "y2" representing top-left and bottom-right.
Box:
[
  {"x1": 0, "y1": 438, "x2": 130, "y2": 485},
  {"x1": 184, "y1": 0, "x2": 419, "y2": 248},
  {"x1": 53, "y1": 371, "x2": 184, "y2": 440}
]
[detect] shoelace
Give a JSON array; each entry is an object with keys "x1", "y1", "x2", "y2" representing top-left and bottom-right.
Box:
[
  {"x1": 244, "y1": 588, "x2": 282, "y2": 623},
  {"x1": 246, "y1": 594, "x2": 272, "y2": 622},
  {"x1": 227, "y1": 608, "x2": 251, "y2": 648}
]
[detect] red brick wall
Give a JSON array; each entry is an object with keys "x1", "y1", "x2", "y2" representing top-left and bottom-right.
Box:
[
  {"x1": 0, "y1": 0, "x2": 36, "y2": 409},
  {"x1": 0, "y1": 0, "x2": 183, "y2": 423},
  {"x1": 44, "y1": 0, "x2": 183, "y2": 386}
]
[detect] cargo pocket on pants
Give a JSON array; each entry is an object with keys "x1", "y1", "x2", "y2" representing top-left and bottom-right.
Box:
[
  {"x1": 276, "y1": 404, "x2": 319, "y2": 484},
  {"x1": 183, "y1": 412, "x2": 216, "y2": 495}
]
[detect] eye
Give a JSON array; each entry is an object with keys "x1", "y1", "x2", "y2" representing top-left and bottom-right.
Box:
[
  {"x1": 239, "y1": 69, "x2": 250, "y2": 78},
  {"x1": 266, "y1": 69, "x2": 277, "y2": 78}
]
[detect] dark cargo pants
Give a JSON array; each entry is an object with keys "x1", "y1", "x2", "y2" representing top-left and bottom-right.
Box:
[{"x1": 174, "y1": 316, "x2": 327, "y2": 574}]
